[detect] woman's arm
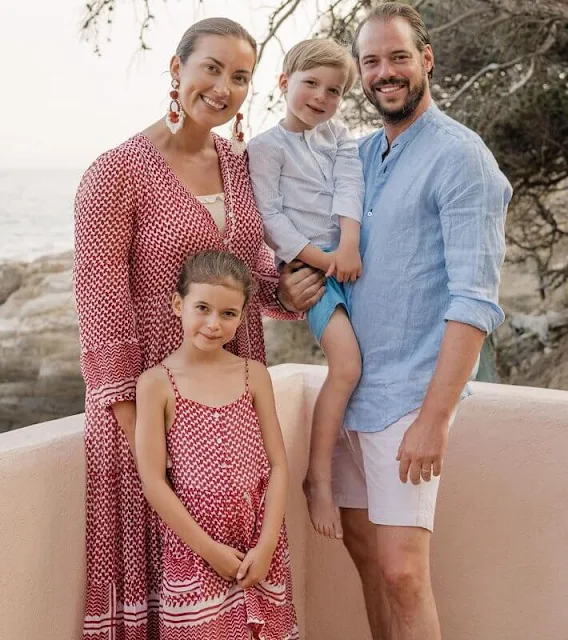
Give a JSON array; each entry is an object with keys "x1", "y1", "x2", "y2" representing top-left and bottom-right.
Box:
[
  {"x1": 237, "y1": 361, "x2": 288, "y2": 588},
  {"x1": 73, "y1": 147, "x2": 142, "y2": 435},
  {"x1": 135, "y1": 369, "x2": 245, "y2": 580}
]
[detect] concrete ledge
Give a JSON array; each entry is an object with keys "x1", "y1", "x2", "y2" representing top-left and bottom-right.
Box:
[{"x1": 1, "y1": 366, "x2": 567, "y2": 639}]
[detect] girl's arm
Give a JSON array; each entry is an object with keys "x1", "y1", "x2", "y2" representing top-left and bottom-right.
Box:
[
  {"x1": 135, "y1": 368, "x2": 244, "y2": 580},
  {"x1": 237, "y1": 361, "x2": 289, "y2": 588}
]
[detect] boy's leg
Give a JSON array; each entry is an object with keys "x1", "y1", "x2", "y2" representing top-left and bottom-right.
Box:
[{"x1": 304, "y1": 306, "x2": 361, "y2": 538}]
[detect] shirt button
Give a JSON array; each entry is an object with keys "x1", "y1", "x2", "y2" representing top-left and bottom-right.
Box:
[
  {"x1": 217, "y1": 437, "x2": 223, "y2": 444},
  {"x1": 222, "y1": 238, "x2": 230, "y2": 245},
  {"x1": 220, "y1": 463, "x2": 228, "y2": 469},
  {"x1": 213, "y1": 412, "x2": 220, "y2": 420}
]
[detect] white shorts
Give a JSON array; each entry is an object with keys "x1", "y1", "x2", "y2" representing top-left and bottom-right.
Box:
[{"x1": 332, "y1": 409, "x2": 455, "y2": 532}]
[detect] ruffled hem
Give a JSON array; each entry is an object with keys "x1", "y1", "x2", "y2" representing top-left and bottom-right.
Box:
[{"x1": 159, "y1": 581, "x2": 298, "y2": 640}]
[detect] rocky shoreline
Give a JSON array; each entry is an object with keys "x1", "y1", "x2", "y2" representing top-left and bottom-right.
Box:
[
  {"x1": 0, "y1": 252, "x2": 83, "y2": 431},
  {"x1": 2, "y1": 252, "x2": 566, "y2": 432}
]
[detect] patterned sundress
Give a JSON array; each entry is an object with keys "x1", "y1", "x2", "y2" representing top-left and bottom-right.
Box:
[{"x1": 159, "y1": 361, "x2": 299, "y2": 640}]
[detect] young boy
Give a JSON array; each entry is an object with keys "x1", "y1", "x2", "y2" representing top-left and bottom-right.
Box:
[{"x1": 248, "y1": 39, "x2": 365, "y2": 540}]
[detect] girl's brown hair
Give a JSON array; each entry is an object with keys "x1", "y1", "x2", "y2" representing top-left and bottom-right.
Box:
[
  {"x1": 176, "y1": 17, "x2": 257, "y2": 65},
  {"x1": 176, "y1": 250, "x2": 254, "y2": 307}
]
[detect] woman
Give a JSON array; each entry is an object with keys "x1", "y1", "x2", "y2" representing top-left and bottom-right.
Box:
[{"x1": 74, "y1": 17, "x2": 321, "y2": 639}]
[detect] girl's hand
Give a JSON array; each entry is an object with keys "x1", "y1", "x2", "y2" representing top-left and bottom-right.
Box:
[
  {"x1": 334, "y1": 244, "x2": 362, "y2": 283},
  {"x1": 236, "y1": 544, "x2": 274, "y2": 588},
  {"x1": 205, "y1": 542, "x2": 246, "y2": 581}
]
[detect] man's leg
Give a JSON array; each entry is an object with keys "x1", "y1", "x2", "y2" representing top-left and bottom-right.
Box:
[
  {"x1": 374, "y1": 525, "x2": 439, "y2": 640},
  {"x1": 341, "y1": 508, "x2": 392, "y2": 640},
  {"x1": 348, "y1": 410, "x2": 450, "y2": 639}
]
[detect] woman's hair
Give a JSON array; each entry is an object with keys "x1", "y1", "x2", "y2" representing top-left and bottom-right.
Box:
[
  {"x1": 282, "y1": 38, "x2": 358, "y2": 93},
  {"x1": 176, "y1": 17, "x2": 257, "y2": 65},
  {"x1": 176, "y1": 250, "x2": 254, "y2": 307}
]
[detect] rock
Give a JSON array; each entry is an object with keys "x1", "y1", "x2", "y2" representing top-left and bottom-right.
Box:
[
  {"x1": 0, "y1": 254, "x2": 83, "y2": 432},
  {"x1": 264, "y1": 318, "x2": 325, "y2": 367},
  {"x1": 509, "y1": 310, "x2": 568, "y2": 344},
  {"x1": 0, "y1": 262, "x2": 24, "y2": 304}
]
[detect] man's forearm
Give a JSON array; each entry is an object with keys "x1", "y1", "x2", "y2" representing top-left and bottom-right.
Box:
[{"x1": 420, "y1": 320, "x2": 485, "y2": 421}]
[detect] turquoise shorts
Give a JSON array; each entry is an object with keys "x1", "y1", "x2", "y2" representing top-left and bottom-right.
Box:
[{"x1": 306, "y1": 276, "x2": 350, "y2": 343}]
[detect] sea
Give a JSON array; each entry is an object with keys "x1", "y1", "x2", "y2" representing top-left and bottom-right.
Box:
[{"x1": 0, "y1": 168, "x2": 83, "y2": 263}]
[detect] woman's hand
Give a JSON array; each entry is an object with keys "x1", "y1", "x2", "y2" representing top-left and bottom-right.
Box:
[
  {"x1": 204, "y1": 542, "x2": 246, "y2": 581},
  {"x1": 236, "y1": 544, "x2": 274, "y2": 588},
  {"x1": 276, "y1": 261, "x2": 325, "y2": 313},
  {"x1": 334, "y1": 243, "x2": 362, "y2": 283}
]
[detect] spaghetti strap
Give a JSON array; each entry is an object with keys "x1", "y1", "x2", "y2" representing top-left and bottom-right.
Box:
[
  {"x1": 244, "y1": 358, "x2": 250, "y2": 395},
  {"x1": 160, "y1": 363, "x2": 180, "y2": 398}
]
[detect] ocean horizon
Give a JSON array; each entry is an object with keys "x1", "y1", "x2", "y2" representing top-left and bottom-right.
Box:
[{"x1": 0, "y1": 168, "x2": 83, "y2": 263}]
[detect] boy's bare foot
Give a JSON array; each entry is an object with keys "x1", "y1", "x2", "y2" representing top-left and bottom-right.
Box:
[{"x1": 302, "y1": 477, "x2": 343, "y2": 539}]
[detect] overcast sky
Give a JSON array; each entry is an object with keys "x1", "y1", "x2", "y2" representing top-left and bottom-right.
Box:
[{"x1": 0, "y1": 0, "x2": 320, "y2": 170}]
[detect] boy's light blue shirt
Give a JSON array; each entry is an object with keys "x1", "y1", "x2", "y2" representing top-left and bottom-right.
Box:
[{"x1": 345, "y1": 102, "x2": 512, "y2": 433}]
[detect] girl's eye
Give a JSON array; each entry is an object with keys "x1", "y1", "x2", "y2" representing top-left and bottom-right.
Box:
[
  {"x1": 305, "y1": 80, "x2": 316, "y2": 86},
  {"x1": 329, "y1": 88, "x2": 340, "y2": 95},
  {"x1": 196, "y1": 305, "x2": 208, "y2": 311},
  {"x1": 205, "y1": 64, "x2": 219, "y2": 73},
  {"x1": 224, "y1": 311, "x2": 236, "y2": 318},
  {"x1": 234, "y1": 75, "x2": 248, "y2": 85}
]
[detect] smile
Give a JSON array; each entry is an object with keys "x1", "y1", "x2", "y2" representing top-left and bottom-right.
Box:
[
  {"x1": 307, "y1": 104, "x2": 325, "y2": 114},
  {"x1": 200, "y1": 332, "x2": 221, "y2": 341},
  {"x1": 376, "y1": 85, "x2": 406, "y2": 94},
  {"x1": 201, "y1": 95, "x2": 227, "y2": 111}
]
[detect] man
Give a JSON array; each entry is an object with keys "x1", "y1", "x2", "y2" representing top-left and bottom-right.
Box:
[{"x1": 327, "y1": 4, "x2": 512, "y2": 639}]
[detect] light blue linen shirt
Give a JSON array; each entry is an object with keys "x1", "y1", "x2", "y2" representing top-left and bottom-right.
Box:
[
  {"x1": 248, "y1": 120, "x2": 365, "y2": 264},
  {"x1": 345, "y1": 102, "x2": 512, "y2": 433}
]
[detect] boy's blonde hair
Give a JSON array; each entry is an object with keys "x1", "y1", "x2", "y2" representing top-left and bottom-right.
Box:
[{"x1": 282, "y1": 38, "x2": 358, "y2": 93}]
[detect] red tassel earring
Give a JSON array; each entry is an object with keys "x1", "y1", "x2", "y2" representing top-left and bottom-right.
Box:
[
  {"x1": 231, "y1": 112, "x2": 246, "y2": 156},
  {"x1": 165, "y1": 78, "x2": 185, "y2": 134}
]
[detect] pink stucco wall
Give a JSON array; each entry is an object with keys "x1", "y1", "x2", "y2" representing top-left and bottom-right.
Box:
[{"x1": 1, "y1": 364, "x2": 567, "y2": 639}]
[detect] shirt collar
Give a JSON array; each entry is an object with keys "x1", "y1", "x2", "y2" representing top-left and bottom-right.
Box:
[
  {"x1": 277, "y1": 121, "x2": 319, "y2": 139},
  {"x1": 379, "y1": 100, "x2": 439, "y2": 154}
]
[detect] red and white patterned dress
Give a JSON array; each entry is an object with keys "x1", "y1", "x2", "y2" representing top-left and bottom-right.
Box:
[
  {"x1": 73, "y1": 133, "x2": 297, "y2": 640},
  {"x1": 159, "y1": 361, "x2": 298, "y2": 640}
]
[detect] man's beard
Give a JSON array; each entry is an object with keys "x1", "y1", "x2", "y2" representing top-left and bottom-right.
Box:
[{"x1": 364, "y1": 71, "x2": 427, "y2": 124}]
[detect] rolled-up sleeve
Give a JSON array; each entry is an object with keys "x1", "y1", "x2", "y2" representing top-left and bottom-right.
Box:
[
  {"x1": 330, "y1": 120, "x2": 365, "y2": 222},
  {"x1": 437, "y1": 141, "x2": 512, "y2": 334},
  {"x1": 248, "y1": 138, "x2": 310, "y2": 263}
]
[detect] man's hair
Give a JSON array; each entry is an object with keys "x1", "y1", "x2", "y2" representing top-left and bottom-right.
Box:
[
  {"x1": 283, "y1": 38, "x2": 358, "y2": 93},
  {"x1": 352, "y1": 2, "x2": 433, "y2": 78}
]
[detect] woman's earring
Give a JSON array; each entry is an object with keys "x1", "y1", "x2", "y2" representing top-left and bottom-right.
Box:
[
  {"x1": 165, "y1": 78, "x2": 185, "y2": 134},
  {"x1": 231, "y1": 112, "x2": 246, "y2": 156}
]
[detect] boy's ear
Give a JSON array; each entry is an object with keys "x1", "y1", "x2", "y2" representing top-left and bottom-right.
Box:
[
  {"x1": 278, "y1": 72, "x2": 289, "y2": 94},
  {"x1": 172, "y1": 292, "x2": 183, "y2": 317}
]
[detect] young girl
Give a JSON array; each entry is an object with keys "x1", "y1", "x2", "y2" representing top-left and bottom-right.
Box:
[
  {"x1": 135, "y1": 250, "x2": 299, "y2": 640},
  {"x1": 248, "y1": 39, "x2": 365, "y2": 540}
]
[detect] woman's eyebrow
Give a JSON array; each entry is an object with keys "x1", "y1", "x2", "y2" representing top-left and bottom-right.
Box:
[{"x1": 204, "y1": 56, "x2": 251, "y2": 75}]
